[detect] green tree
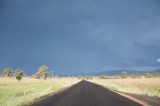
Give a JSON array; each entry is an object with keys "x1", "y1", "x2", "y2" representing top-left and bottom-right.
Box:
[
  {"x1": 0, "y1": 71, "x2": 3, "y2": 77},
  {"x1": 46, "y1": 71, "x2": 53, "y2": 78},
  {"x1": 120, "y1": 71, "x2": 128, "y2": 79},
  {"x1": 15, "y1": 69, "x2": 24, "y2": 81},
  {"x1": 99, "y1": 75, "x2": 109, "y2": 79},
  {"x1": 143, "y1": 73, "x2": 152, "y2": 78},
  {"x1": 33, "y1": 65, "x2": 48, "y2": 80},
  {"x1": 2, "y1": 67, "x2": 13, "y2": 78},
  {"x1": 130, "y1": 74, "x2": 141, "y2": 78}
]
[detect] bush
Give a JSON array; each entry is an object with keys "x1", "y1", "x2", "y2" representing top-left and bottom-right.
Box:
[
  {"x1": 143, "y1": 73, "x2": 153, "y2": 78},
  {"x1": 152, "y1": 73, "x2": 160, "y2": 78},
  {"x1": 99, "y1": 75, "x2": 109, "y2": 79},
  {"x1": 130, "y1": 74, "x2": 141, "y2": 78},
  {"x1": 120, "y1": 71, "x2": 128, "y2": 79},
  {"x1": 15, "y1": 69, "x2": 24, "y2": 81}
]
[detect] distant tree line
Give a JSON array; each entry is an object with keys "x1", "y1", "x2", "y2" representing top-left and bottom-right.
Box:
[
  {"x1": 120, "y1": 71, "x2": 160, "y2": 79},
  {"x1": 98, "y1": 71, "x2": 160, "y2": 79},
  {"x1": 1, "y1": 66, "x2": 160, "y2": 80},
  {"x1": 0, "y1": 65, "x2": 53, "y2": 81}
]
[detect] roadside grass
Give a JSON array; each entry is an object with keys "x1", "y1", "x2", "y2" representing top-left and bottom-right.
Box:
[
  {"x1": 0, "y1": 77, "x2": 80, "y2": 106},
  {"x1": 90, "y1": 78, "x2": 160, "y2": 97}
]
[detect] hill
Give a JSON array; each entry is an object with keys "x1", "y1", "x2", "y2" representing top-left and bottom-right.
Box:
[{"x1": 68, "y1": 69, "x2": 160, "y2": 76}]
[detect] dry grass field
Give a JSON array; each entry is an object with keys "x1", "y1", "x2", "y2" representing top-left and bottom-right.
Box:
[
  {"x1": 1, "y1": 77, "x2": 160, "y2": 106},
  {"x1": 0, "y1": 77, "x2": 80, "y2": 106},
  {"x1": 89, "y1": 78, "x2": 160, "y2": 97}
]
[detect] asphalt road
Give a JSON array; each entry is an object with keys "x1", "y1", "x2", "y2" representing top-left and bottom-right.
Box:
[{"x1": 30, "y1": 80, "x2": 143, "y2": 106}]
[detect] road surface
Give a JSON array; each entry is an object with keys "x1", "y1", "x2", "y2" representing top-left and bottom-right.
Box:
[{"x1": 30, "y1": 80, "x2": 143, "y2": 106}]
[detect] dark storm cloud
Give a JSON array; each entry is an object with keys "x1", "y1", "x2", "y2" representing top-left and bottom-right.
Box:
[{"x1": 0, "y1": 0, "x2": 160, "y2": 74}]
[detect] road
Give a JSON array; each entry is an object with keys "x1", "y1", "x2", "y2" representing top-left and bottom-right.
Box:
[{"x1": 30, "y1": 80, "x2": 143, "y2": 106}]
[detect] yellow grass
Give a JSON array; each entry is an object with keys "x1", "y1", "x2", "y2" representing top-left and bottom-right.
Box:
[
  {"x1": 89, "y1": 78, "x2": 160, "y2": 97},
  {"x1": 0, "y1": 77, "x2": 80, "y2": 106}
]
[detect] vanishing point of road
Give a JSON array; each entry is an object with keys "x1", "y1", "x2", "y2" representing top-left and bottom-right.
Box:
[{"x1": 30, "y1": 80, "x2": 143, "y2": 106}]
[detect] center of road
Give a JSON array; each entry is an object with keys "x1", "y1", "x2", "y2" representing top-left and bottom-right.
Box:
[{"x1": 30, "y1": 80, "x2": 143, "y2": 106}]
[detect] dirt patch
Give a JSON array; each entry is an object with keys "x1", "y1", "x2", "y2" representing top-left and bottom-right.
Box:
[{"x1": 111, "y1": 90, "x2": 160, "y2": 106}]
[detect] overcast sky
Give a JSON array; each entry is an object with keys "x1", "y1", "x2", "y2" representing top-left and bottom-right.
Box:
[{"x1": 0, "y1": 0, "x2": 160, "y2": 75}]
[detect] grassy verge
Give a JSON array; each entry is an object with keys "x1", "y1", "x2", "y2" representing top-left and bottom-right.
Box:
[
  {"x1": 0, "y1": 77, "x2": 80, "y2": 106},
  {"x1": 89, "y1": 78, "x2": 160, "y2": 97}
]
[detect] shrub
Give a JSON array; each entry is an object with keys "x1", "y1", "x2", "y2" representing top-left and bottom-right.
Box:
[
  {"x1": 15, "y1": 69, "x2": 24, "y2": 81},
  {"x1": 120, "y1": 71, "x2": 128, "y2": 79},
  {"x1": 130, "y1": 74, "x2": 141, "y2": 78},
  {"x1": 99, "y1": 75, "x2": 109, "y2": 79},
  {"x1": 143, "y1": 73, "x2": 152, "y2": 78}
]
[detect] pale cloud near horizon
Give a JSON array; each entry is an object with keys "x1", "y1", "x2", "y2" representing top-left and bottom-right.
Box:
[{"x1": 157, "y1": 59, "x2": 160, "y2": 62}]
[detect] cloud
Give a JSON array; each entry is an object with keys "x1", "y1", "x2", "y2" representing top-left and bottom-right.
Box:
[
  {"x1": 1, "y1": 0, "x2": 160, "y2": 74},
  {"x1": 157, "y1": 59, "x2": 160, "y2": 62}
]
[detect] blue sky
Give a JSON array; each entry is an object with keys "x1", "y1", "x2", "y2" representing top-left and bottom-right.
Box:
[{"x1": 0, "y1": 0, "x2": 160, "y2": 75}]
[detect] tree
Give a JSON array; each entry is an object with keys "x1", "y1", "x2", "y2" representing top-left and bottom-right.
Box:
[
  {"x1": 99, "y1": 75, "x2": 109, "y2": 79},
  {"x1": 33, "y1": 65, "x2": 48, "y2": 80},
  {"x1": 46, "y1": 71, "x2": 53, "y2": 78},
  {"x1": 143, "y1": 73, "x2": 152, "y2": 78},
  {"x1": 130, "y1": 74, "x2": 141, "y2": 78},
  {"x1": 120, "y1": 71, "x2": 128, "y2": 79},
  {"x1": 2, "y1": 67, "x2": 13, "y2": 78},
  {"x1": 0, "y1": 71, "x2": 3, "y2": 77},
  {"x1": 15, "y1": 69, "x2": 24, "y2": 81}
]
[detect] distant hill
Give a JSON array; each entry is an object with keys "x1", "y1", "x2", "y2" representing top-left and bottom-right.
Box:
[
  {"x1": 152, "y1": 69, "x2": 160, "y2": 73},
  {"x1": 69, "y1": 69, "x2": 160, "y2": 76},
  {"x1": 80, "y1": 70, "x2": 148, "y2": 76}
]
